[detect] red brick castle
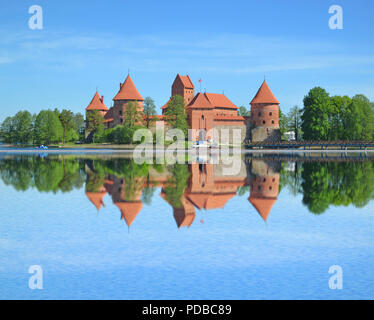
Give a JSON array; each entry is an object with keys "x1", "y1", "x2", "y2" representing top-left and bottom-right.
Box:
[{"x1": 85, "y1": 74, "x2": 281, "y2": 143}]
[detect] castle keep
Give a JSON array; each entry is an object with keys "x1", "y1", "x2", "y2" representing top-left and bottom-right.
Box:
[{"x1": 85, "y1": 73, "x2": 281, "y2": 143}]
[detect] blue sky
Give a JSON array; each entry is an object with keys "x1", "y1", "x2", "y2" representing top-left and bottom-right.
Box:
[{"x1": 0, "y1": 0, "x2": 373, "y2": 120}]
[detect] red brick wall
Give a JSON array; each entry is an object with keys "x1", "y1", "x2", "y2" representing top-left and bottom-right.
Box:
[
  {"x1": 250, "y1": 103, "x2": 279, "y2": 127},
  {"x1": 188, "y1": 109, "x2": 214, "y2": 140},
  {"x1": 214, "y1": 108, "x2": 238, "y2": 117},
  {"x1": 172, "y1": 78, "x2": 194, "y2": 105},
  {"x1": 110, "y1": 100, "x2": 143, "y2": 127},
  {"x1": 250, "y1": 174, "x2": 280, "y2": 199}
]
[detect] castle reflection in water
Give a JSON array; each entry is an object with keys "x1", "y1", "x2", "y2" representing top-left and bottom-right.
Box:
[{"x1": 85, "y1": 158, "x2": 280, "y2": 228}]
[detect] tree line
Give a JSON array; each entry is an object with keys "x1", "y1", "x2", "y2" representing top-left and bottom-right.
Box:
[
  {"x1": 2, "y1": 88, "x2": 373, "y2": 145},
  {"x1": 280, "y1": 160, "x2": 374, "y2": 214},
  {"x1": 301, "y1": 88, "x2": 374, "y2": 141},
  {"x1": 0, "y1": 155, "x2": 85, "y2": 192},
  {"x1": 1, "y1": 155, "x2": 373, "y2": 215},
  {"x1": 280, "y1": 88, "x2": 373, "y2": 141},
  {"x1": 0, "y1": 109, "x2": 85, "y2": 145}
]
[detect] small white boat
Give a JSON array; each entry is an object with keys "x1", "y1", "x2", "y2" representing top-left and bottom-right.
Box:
[{"x1": 192, "y1": 140, "x2": 218, "y2": 148}]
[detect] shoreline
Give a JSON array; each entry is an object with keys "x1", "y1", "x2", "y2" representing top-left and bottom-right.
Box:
[{"x1": 0, "y1": 148, "x2": 373, "y2": 154}]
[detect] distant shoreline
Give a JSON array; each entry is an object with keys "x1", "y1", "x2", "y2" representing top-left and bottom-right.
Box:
[{"x1": 0, "y1": 148, "x2": 373, "y2": 154}]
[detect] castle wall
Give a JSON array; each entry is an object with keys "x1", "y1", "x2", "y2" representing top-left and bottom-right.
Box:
[
  {"x1": 251, "y1": 127, "x2": 281, "y2": 142},
  {"x1": 214, "y1": 124, "x2": 247, "y2": 145},
  {"x1": 109, "y1": 100, "x2": 143, "y2": 127},
  {"x1": 188, "y1": 109, "x2": 214, "y2": 141},
  {"x1": 214, "y1": 108, "x2": 238, "y2": 117},
  {"x1": 251, "y1": 103, "x2": 279, "y2": 127}
]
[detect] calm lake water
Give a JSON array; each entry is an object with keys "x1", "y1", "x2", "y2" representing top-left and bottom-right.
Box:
[{"x1": 0, "y1": 151, "x2": 373, "y2": 299}]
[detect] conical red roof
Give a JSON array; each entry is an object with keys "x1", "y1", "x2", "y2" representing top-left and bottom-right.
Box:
[
  {"x1": 113, "y1": 75, "x2": 144, "y2": 101},
  {"x1": 250, "y1": 81, "x2": 279, "y2": 104},
  {"x1": 86, "y1": 91, "x2": 108, "y2": 111},
  {"x1": 249, "y1": 196, "x2": 277, "y2": 221},
  {"x1": 85, "y1": 191, "x2": 106, "y2": 210},
  {"x1": 115, "y1": 201, "x2": 143, "y2": 226}
]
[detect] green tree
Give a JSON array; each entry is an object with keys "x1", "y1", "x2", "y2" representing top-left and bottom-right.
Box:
[
  {"x1": 287, "y1": 105, "x2": 303, "y2": 141},
  {"x1": 93, "y1": 124, "x2": 105, "y2": 143},
  {"x1": 302, "y1": 87, "x2": 332, "y2": 140},
  {"x1": 350, "y1": 95, "x2": 374, "y2": 140},
  {"x1": 279, "y1": 108, "x2": 288, "y2": 139},
  {"x1": 12, "y1": 111, "x2": 33, "y2": 144},
  {"x1": 330, "y1": 95, "x2": 351, "y2": 140},
  {"x1": 163, "y1": 164, "x2": 190, "y2": 208},
  {"x1": 143, "y1": 97, "x2": 157, "y2": 128},
  {"x1": 59, "y1": 109, "x2": 75, "y2": 144},
  {"x1": 66, "y1": 127, "x2": 79, "y2": 142},
  {"x1": 86, "y1": 110, "x2": 104, "y2": 142},
  {"x1": 238, "y1": 105, "x2": 250, "y2": 117},
  {"x1": 34, "y1": 110, "x2": 63, "y2": 145},
  {"x1": 0, "y1": 116, "x2": 16, "y2": 143},
  {"x1": 73, "y1": 113, "x2": 85, "y2": 138},
  {"x1": 31, "y1": 113, "x2": 37, "y2": 145},
  {"x1": 164, "y1": 95, "x2": 189, "y2": 136},
  {"x1": 301, "y1": 161, "x2": 374, "y2": 214},
  {"x1": 124, "y1": 101, "x2": 143, "y2": 128}
]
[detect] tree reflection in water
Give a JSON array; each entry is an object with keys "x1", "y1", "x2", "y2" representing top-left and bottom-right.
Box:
[{"x1": 0, "y1": 154, "x2": 373, "y2": 227}]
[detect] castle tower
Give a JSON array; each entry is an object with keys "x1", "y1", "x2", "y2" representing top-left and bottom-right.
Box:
[
  {"x1": 105, "y1": 174, "x2": 144, "y2": 227},
  {"x1": 85, "y1": 91, "x2": 108, "y2": 117},
  {"x1": 111, "y1": 75, "x2": 144, "y2": 127},
  {"x1": 172, "y1": 74, "x2": 194, "y2": 105},
  {"x1": 250, "y1": 81, "x2": 281, "y2": 142},
  {"x1": 162, "y1": 74, "x2": 194, "y2": 114},
  {"x1": 85, "y1": 91, "x2": 108, "y2": 141},
  {"x1": 248, "y1": 159, "x2": 280, "y2": 221},
  {"x1": 186, "y1": 93, "x2": 215, "y2": 141}
]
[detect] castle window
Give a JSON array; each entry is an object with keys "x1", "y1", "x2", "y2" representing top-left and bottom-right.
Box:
[
  {"x1": 269, "y1": 186, "x2": 272, "y2": 190},
  {"x1": 263, "y1": 120, "x2": 266, "y2": 124},
  {"x1": 269, "y1": 112, "x2": 272, "y2": 116},
  {"x1": 263, "y1": 178, "x2": 266, "y2": 182},
  {"x1": 119, "y1": 110, "x2": 122, "y2": 115},
  {"x1": 272, "y1": 120, "x2": 275, "y2": 124}
]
